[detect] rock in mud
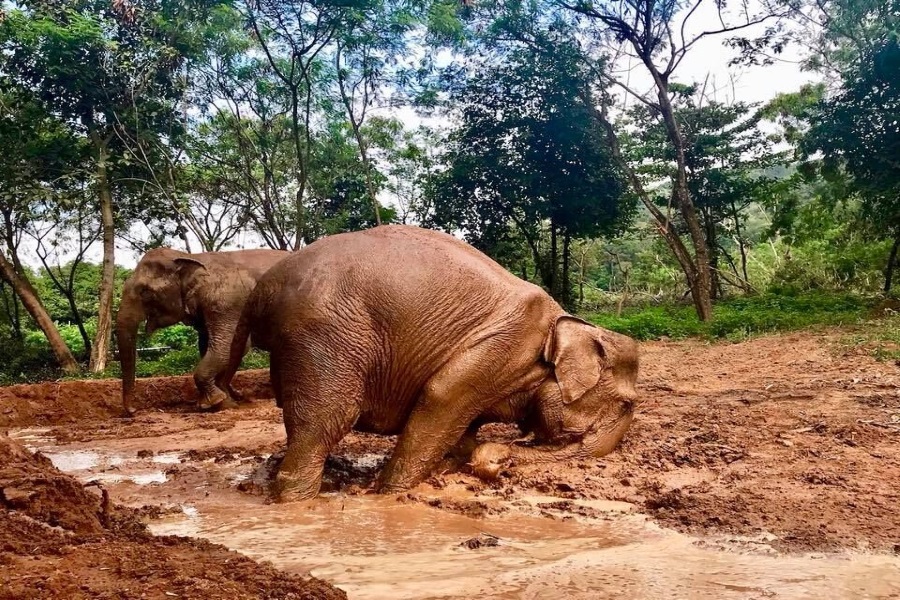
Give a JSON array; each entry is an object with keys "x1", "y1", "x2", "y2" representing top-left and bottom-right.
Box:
[{"x1": 459, "y1": 533, "x2": 500, "y2": 550}]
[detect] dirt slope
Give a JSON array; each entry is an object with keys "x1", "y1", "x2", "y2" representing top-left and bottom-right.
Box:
[
  {"x1": 0, "y1": 369, "x2": 272, "y2": 428},
  {"x1": 0, "y1": 435, "x2": 345, "y2": 600}
]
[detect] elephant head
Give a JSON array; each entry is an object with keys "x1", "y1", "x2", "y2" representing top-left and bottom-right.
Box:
[
  {"x1": 473, "y1": 316, "x2": 638, "y2": 477},
  {"x1": 116, "y1": 248, "x2": 206, "y2": 415}
]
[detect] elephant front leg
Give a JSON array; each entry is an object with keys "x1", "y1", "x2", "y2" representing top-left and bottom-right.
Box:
[
  {"x1": 193, "y1": 329, "x2": 238, "y2": 411},
  {"x1": 377, "y1": 338, "x2": 536, "y2": 493}
]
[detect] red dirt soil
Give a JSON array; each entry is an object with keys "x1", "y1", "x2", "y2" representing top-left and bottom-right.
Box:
[
  {"x1": 0, "y1": 369, "x2": 272, "y2": 428},
  {"x1": 0, "y1": 434, "x2": 345, "y2": 600},
  {"x1": 1, "y1": 327, "x2": 899, "y2": 598}
]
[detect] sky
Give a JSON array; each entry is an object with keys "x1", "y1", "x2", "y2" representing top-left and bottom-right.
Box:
[{"x1": 18, "y1": 1, "x2": 817, "y2": 270}]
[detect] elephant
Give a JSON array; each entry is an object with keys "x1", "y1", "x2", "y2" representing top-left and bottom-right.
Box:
[
  {"x1": 116, "y1": 247, "x2": 290, "y2": 415},
  {"x1": 223, "y1": 225, "x2": 639, "y2": 501}
]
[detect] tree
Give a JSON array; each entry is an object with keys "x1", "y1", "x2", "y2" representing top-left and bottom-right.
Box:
[
  {"x1": 536, "y1": 0, "x2": 791, "y2": 319},
  {"x1": 2, "y1": 0, "x2": 223, "y2": 371},
  {"x1": 0, "y1": 89, "x2": 82, "y2": 372},
  {"x1": 193, "y1": 30, "x2": 301, "y2": 250},
  {"x1": 29, "y1": 189, "x2": 100, "y2": 354},
  {"x1": 333, "y1": 0, "x2": 419, "y2": 226},
  {"x1": 805, "y1": 31, "x2": 900, "y2": 292},
  {"x1": 625, "y1": 84, "x2": 785, "y2": 297},
  {"x1": 428, "y1": 40, "x2": 629, "y2": 305},
  {"x1": 383, "y1": 126, "x2": 440, "y2": 225},
  {"x1": 242, "y1": 0, "x2": 356, "y2": 248},
  {"x1": 307, "y1": 116, "x2": 397, "y2": 236}
]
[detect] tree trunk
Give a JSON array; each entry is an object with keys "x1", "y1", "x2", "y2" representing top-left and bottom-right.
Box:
[
  {"x1": 885, "y1": 232, "x2": 900, "y2": 294},
  {"x1": 335, "y1": 45, "x2": 381, "y2": 228},
  {"x1": 0, "y1": 253, "x2": 79, "y2": 372},
  {"x1": 637, "y1": 59, "x2": 713, "y2": 320},
  {"x1": 89, "y1": 138, "x2": 116, "y2": 373},
  {"x1": 65, "y1": 290, "x2": 91, "y2": 356},
  {"x1": 731, "y1": 202, "x2": 751, "y2": 287},
  {"x1": 703, "y1": 209, "x2": 719, "y2": 301},
  {"x1": 549, "y1": 224, "x2": 558, "y2": 300},
  {"x1": 595, "y1": 99, "x2": 711, "y2": 319},
  {"x1": 578, "y1": 246, "x2": 587, "y2": 304},
  {"x1": 0, "y1": 283, "x2": 22, "y2": 340}
]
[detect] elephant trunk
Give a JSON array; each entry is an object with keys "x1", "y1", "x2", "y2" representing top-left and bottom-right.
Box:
[
  {"x1": 116, "y1": 291, "x2": 144, "y2": 416},
  {"x1": 470, "y1": 409, "x2": 634, "y2": 480}
]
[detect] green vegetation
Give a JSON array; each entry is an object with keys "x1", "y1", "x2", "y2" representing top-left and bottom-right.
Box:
[
  {"x1": 0, "y1": 0, "x2": 898, "y2": 385},
  {"x1": 584, "y1": 292, "x2": 874, "y2": 342},
  {"x1": 840, "y1": 311, "x2": 900, "y2": 363}
]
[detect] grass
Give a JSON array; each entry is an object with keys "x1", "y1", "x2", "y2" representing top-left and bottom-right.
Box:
[
  {"x1": 581, "y1": 291, "x2": 875, "y2": 342},
  {"x1": 838, "y1": 312, "x2": 900, "y2": 363}
]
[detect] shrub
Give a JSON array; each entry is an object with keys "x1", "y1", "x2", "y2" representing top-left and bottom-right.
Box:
[{"x1": 582, "y1": 291, "x2": 871, "y2": 341}]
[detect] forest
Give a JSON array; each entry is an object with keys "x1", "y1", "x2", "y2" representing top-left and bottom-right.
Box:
[{"x1": 0, "y1": 0, "x2": 897, "y2": 384}]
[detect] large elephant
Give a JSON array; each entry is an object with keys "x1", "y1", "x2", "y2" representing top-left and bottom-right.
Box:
[
  {"x1": 116, "y1": 247, "x2": 290, "y2": 415},
  {"x1": 224, "y1": 225, "x2": 639, "y2": 501}
]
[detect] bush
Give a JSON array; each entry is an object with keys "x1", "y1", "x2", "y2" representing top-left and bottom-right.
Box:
[
  {"x1": 147, "y1": 324, "x2": 197, "y2": 350},
  {"x1": 0, "y1": 333, "x2": 62, "y2": 385},
  {"x1": 582, "y1": 291, "x2": 871, "y2": 341},
  {"x1": 132, "y1": 347, "x2": 270, "y2": 378}
]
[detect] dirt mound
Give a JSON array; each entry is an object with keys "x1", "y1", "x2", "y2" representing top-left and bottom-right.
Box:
[
  {"x1": 0, "y1": 434, "x2": 345, "y2": 600},
  {"x1": 0, "y1": 369, "x2": 272, "y2": 428}
]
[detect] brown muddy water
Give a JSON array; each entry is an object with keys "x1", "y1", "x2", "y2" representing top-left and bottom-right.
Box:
[{"x1": 11, "y1": 427, "x2": 900, "y2": 600}]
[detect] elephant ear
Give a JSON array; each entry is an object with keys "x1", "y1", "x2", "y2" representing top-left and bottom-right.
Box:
[
  {"x1": 173, "y1": 255, "x2": 206, "y2": 271},
  {"x1": 542, "y1": 315, "x2": 606, "y2": 405}
]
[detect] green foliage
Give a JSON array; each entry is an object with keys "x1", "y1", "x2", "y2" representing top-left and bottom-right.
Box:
[
  {"x1": 132, "y1": 347, "x2": 269, "y2": 378},
  {"x1": 583, "y1": 292, "x2": 871, "y2": 342},
  {"x1": 804, "y1": 24, "x2": 900, "y2": 240},
  {"x1": 427, "y1": 34, "x2": 630, "y2": 302},
  {"x1": 840, "y1": 311, "x2": 900, "y2": 363},
  {"x1": 147, "y1": 324, "x2": 197, "y2": 351}
]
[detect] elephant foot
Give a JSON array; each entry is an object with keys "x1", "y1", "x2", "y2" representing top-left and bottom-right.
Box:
[
  {"x1": 228, "y1": 386, "x2": 251, "y2": 404},
  {"x1": 197, "y1": 388, "x2": 234, "y2": 412},
  {"x1": 269, "y1": 472, "x2": 319, "y2": 502},
  {"x1": 470, "y1": 443, "x2": 512, "y2": 481}
]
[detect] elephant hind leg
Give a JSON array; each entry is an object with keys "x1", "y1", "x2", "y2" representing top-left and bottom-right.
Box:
[{"x1": 273, "y1": 371, "x2": 362, "y2": 501}]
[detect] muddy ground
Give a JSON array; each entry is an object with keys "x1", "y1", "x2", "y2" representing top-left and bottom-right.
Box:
[{"x1": 2, "y1": 327, "x2": 899, "y2": 598}]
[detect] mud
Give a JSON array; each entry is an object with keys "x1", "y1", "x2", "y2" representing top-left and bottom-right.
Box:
[
  {"x1": 0, "y1": 435, "x2": 344, "y2": 600},
  {"x1": 2, "y1": 329, "x2": 900, "y2": 598}
]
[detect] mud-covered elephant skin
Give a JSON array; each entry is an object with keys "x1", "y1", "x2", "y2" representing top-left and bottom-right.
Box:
[
  {"x1": 224, "y1": 225, "x2": 639, "y2": 501},
  {"x1": 116, "y1": 247, "x2": 290, "y2": 415}
]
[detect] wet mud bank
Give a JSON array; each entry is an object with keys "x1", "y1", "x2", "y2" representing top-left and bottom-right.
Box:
[
  {"x1": 2, "y1": 329, "x2": 900, "y2": 598},
  {"x1": 0, "y1": 435, "x2": 344, "y2": 600}
]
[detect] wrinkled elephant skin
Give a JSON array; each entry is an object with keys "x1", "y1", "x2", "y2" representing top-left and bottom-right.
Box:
[{"x1": 224, "y1": 225, "x2": 639, "y2": 501}]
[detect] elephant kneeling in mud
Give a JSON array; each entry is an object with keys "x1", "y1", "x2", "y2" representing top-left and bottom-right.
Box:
[
  {"x1": 116, "y1": 247, "x2": 290, "y2": 415},
  {"x1": 224, "y1": 225, "x2": 639, "y2": 501}
]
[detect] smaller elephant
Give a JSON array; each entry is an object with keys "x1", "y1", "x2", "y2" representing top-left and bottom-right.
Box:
[
  {"x1": 224, "y1": 225, "x2": 639, "y2": 501},
  {"x1": 116, "y1": 247, "x2": 290, "y2": 415}
]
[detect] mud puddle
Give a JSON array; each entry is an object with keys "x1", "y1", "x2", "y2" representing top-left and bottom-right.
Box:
[{"x1": 11, "y1": 427, "x2": 900, "y2": 600}]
